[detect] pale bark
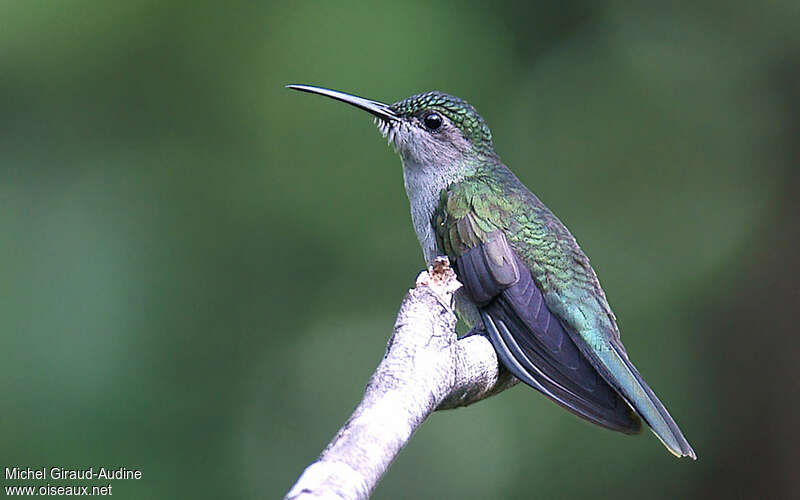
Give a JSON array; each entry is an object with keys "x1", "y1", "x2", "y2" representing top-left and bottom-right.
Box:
[{"x1": 284, "y1": 258, "x2": 516, "y2": 500}]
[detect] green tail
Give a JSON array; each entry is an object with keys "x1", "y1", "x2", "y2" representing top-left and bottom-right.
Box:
[{"x1": 592, "y1": 344, "x2": 696, "y2": 459}]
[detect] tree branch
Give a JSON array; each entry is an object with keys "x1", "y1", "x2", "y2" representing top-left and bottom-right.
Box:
[{"x1": 284, "y1": 258, "x2": 516, "y2": 500}]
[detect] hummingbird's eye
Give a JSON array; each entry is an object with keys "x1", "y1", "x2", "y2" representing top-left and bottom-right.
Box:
[{"x1": 423, "y1": 112, "x2": 443, "y2": 131}]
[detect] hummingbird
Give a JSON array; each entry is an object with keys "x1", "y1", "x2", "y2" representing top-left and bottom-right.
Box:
[{"x1": 287, "y1": 84, "x2": 696, "y2": 459}]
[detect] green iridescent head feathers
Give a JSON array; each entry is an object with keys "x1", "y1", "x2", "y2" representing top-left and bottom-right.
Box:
[{"x1": 390, "y1": 91, "x2": 495, "y2": 155}]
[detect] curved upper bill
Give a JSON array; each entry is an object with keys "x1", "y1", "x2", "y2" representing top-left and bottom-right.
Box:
[{"x1": 286, "y1": 84, "x2": 398, "y2": 122}]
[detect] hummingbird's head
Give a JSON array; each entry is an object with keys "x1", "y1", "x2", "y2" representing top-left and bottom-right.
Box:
[
  {"x1": 381, "y1": 91, "x2": 497, "y2": 165},
  {"x1": 286, "y1": 85, "x2": 497, "y2": 168}
]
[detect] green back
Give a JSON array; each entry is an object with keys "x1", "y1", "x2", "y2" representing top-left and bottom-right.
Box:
[{"x1": 435, "y1": 162, "x2": 620, "y2": 352}]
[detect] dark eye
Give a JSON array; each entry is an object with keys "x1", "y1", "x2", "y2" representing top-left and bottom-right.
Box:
[{"x1": 423, "y1": 112, "x2": 443, "y2": 130}]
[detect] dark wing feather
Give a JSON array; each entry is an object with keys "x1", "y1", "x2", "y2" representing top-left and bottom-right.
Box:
[{"x1": 455, "y1": 233, "x2": 641, "y2": 433}]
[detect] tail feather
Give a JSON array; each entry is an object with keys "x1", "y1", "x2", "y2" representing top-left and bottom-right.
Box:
[{"x1": 592, "y1": 343, "x2": 696, "y2": 459}]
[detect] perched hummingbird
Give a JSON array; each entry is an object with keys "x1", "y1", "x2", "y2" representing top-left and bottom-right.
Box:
[{"x1": 287, "y1": 84, "x2": 696, "y2": 459}]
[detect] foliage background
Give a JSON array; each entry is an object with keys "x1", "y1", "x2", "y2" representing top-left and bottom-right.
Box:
[{"x1": 2, "y1": 1, "x2": 798, "y2": 498}]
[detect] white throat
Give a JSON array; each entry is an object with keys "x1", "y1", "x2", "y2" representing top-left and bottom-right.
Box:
[
  {"x1": 378, "y1": 117, "x2": 476, "y2": 265},
  {"x1": 401, "y1": 157, "x2": 466, "y2": 265}
]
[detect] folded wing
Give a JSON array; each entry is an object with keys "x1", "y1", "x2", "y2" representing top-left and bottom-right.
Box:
[{"x1": 455, "y1": 235, "x2": 642, "y2": 433}]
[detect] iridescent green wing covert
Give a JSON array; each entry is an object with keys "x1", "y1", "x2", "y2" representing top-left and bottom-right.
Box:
[{"x1": 435, "y1": 170, "x2": 695, "y2": 458}]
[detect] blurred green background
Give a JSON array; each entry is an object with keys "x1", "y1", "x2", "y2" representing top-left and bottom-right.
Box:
[{"x1": 2, "y1": 1, "x2": 799, "y2": 498}]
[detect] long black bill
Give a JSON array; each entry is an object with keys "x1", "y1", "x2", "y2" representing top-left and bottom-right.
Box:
[{"x1": 286, "y1": 84, "x2": 398, "y2": 122}]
